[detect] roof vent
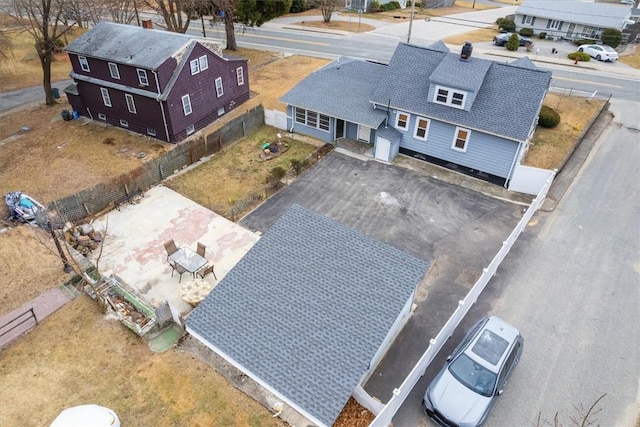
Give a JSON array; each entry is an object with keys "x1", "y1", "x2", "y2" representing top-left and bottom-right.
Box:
[{"x1": 461, "y1": 41, "x2": 473, "y2": 60}]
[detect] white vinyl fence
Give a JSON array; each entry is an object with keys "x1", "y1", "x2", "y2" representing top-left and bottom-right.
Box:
[
  {"x1": 264, "y1": 109, "x2": 288, "y2": 130},
  {"x1": 369, "y1": 171, "x2": 555, "y2": 426}
]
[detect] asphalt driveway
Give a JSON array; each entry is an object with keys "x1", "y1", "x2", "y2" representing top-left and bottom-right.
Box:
[{"x1": 240, "y1": 150, "x2": 524, "y2": 404}]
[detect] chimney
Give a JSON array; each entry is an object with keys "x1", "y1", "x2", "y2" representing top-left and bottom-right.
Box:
[
  {"x1": 461, "y1": 41, "x2": 473, "y2": 60},
  {"x1": 142, "y1": 19, "x2": 153, "y2": 29}
]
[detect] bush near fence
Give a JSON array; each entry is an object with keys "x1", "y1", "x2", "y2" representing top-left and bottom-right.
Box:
[{"x1": 46, "y1": 105, "x2": 265, "y2": 224}]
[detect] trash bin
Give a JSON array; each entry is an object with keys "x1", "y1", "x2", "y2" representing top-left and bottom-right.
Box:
[
  {"x1": 72, "y1": 110, "x2": 79, "y2": 119},
  {"x1": 52, "y1": 88, "x2": 60, "y2": 99},
  {"x1": 61, "y1": 110, "x2": 72, "y2": 121}
]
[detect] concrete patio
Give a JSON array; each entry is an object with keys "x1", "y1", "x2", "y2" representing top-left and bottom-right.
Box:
[{"x1": 89, "y1": 185, "x2": 260, "y2": 315}]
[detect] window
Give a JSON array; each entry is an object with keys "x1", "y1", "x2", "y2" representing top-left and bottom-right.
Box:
[
  {"x1": 100, "y1": 88, "x2": 112, "y2": 107},
  {"x1": 137, "y1": 69, "x2": 149, "y2": 86},
  {"x1": 395, "y1": 112, "x2": 409, "y2": 131},
  {"x1": 190, "y1": 59, "x2": 200, "y2": 75},
  {"x1": 434, "y1": 86, "x2": 467, "y2": 109},
  {"x1": 217, "y1": 107, "x2": 225, "y2": 116},
  {"x1": 78, "y1": 56, "x2": 90, "y2": 72},
  {"x1": 108, "y1": 62, "x2": 120, "y2": 79},
  {"x1": 522, "y1": 15, "x2": 535, "y2": 25},
  {"x1": 199, "y1": 55, "x2": 208, "y2": 71},
  {"x1": 147, "y1": 128, "x2": 156, "y2": 136},
  {"x1": 125, "y1": 94, "x2": 136, "y2": 114},
  {"x1": 414, "y1": 117, "x2": 430, "y2": 140},
  {"x1": 186, "y1": 124, "x2": 195, "y2": 135},
  {"x1": 182, "y1": 95, "x2": 192, "y2": 115},
  {"x1": 452, "y1": 127, "x2": 470, "y2": 152},
  {"x1": 294, "y1": 108, "x2": 330, "y2": 132},
  {"x1": 215, "y1": 77, "x2": 224, "y2": 97},
  {"x1": 236, "y1": 67, "x2": 244, "y2": 85},
  {"x1": 547, "y1": 19, "x2": 563, "y2": 30},
  {"x1": 582, "y1": 26, "x2": 604, "y2": 39},
  {"x1": 98, "y1": 113, "x2": 106, "y2": 120},
  {"x1": 119, "y1": 119, "x2": 129, "y2": 127}
]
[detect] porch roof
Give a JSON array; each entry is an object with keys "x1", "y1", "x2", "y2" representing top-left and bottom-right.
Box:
[{"x1": 280, "y1": 58, "x2": 387, "y2": 129}]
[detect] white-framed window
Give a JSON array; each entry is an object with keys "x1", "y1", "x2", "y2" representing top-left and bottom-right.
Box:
[
  {"x1": 186, "y1": 124, "x2": 195, "y2": 135},
  {"x1": 547, "y1": 19, "x2": 563, "y2": 30},
  {"x1": 119, "y1": 119, "x2": 129, "y2": 127},
  {"x1": 217, "y1": 107, "x2": 225, "y2": 116},
  {"x1": 294, "y1": 107, "x2": 330, "y2": 132},
  {"x1": 125, "y1": 94, "x2": 136, "y2": 114},
  {"x1": 190, "y1": 59, "x2": 200, "y2": 75},
  {"x1": 452, "y1": 127, "x2": 471, "y2": 152},
  {"x1": 215, "y1": 77, "x2": 224, "y2": 97},
  {"x1": 395, "y1": 112, "x2": 409, "y2": 131},
  {"x1": 147, "y1": 128, "x2": 156, "y2": 136},
  {"x1": 108, "y1": 62, "x2": 120, "y2": 79},
  {"x1": 78, "y1": 56, "x2": 90, "y2": 72},
  {"x1": 137, "y1": 69, "x2": 149, "y2": 86},
  {"x1": 98, "y1": 113, "x2": 106, "y2": 120},
  {"x1": 236, "y1": 67, "x2": 244, "y2": 85},
  {"x1": 100, "y1": 88, "x2": 112, "y2": 107},
  {"x1": 434, "y1": 85, "x2": 467, "y2": 109},
  {"x1": 182, "y1": 94, "x2": 192, "y2": 116},
  {"x1": 413, "y1": 117, "x2": 430, "y2": 140},
  {"x1": 199, "y1": 55, "x2": 208, "y2": 71},
  {"x1": 522, "y1": 15, "x2": 535, "y2": 25}
]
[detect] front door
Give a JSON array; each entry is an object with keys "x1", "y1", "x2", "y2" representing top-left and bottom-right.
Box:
[
  {"x1": 336, "y1": 119, "x2": 345, "y2": 139},
  {"x1": 566, "y1": 23, "x2": 575, "y2": 39},
  {"x1": 357, "y1": 125, "x2": 370, "y2": 142}
]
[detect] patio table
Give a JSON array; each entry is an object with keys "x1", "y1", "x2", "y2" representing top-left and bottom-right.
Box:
[
  {"x1": 170, "y1": 247, "x2": 207, "y2": 274},
  {"x1": 180, "y1": 278, "x2": 214, "y2": 305}
]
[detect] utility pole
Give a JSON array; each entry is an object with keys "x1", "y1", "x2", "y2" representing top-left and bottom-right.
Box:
[{"x1": 407, "y1": 0, "x2": 415, "y2": 43}]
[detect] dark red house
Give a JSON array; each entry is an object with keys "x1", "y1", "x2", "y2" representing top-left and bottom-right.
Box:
[{"x1": 63, "y1": 22, "x2": 250, "y2": 143}]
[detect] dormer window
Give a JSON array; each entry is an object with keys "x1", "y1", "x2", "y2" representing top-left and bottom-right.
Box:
[{"x1": 434, "y1": 85, "x2": 466, "y2": 109}]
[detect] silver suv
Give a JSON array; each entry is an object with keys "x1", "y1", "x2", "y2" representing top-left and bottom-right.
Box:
[{"x1": 422, "y1": 316, "x2": 524, "y2": 427}]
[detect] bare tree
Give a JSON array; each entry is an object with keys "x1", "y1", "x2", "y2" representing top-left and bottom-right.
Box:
[
  {"x1": 9, "y1": 0, "x2": 76, "y2": 106},
  {"x1": 144, "y1": 0, "x2": 195, "y2": 32},
  {"x1": 534, "y1": 394, "x2": 606, "y2": 427},
  {"x1": 316, "y1": 0, "x2": 337, "y2": 23}
]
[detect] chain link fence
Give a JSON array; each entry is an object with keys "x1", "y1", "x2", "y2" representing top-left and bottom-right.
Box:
[{"x1": 44, "y1": 105, "x2": 265, "y2": 225}]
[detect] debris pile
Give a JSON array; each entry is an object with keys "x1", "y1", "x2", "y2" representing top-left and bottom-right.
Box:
[{"x1": 63, "y1": 222, "x2": 103, "y2": 255}]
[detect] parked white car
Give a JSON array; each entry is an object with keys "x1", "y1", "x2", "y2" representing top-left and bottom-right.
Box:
[{"x1": 578, "y1": 44, "x2": 619, "y2": 62}]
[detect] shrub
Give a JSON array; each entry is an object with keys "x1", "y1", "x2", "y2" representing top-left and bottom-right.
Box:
[
  {"x1": 290, "y1": 158, "x2": 304, "y2": 176},
  {"x1": 568, "y1": 51, "x2": 591, "y2": 62},
  {"x1": 379, "y1": 1, "x2": 400, "y2": 11},
  {"x1": 601, "y1": 28, "x2": 622, "y2": 48},
  {"x1": 538, "y1": 105, "x2": 560, "y2": 128},
  {"x1": 266, "y1": 166, "x2": 286, "y2": 184},
  {"x1": 496, "y1": 17, "x2": 516, "y2": 32},
  {"x1": 574, "y1": 39, "x2": 596, "y2": 46},
  {"x1": 538, "y1": 32, "x2": 547, "y2": 39},
  {"x1": 369, "y1": 0, "x2": 381, "y2": 12},
  {"x1": 519, "y1": 27, "x2": 533, "y2": 37},
  {"x1": 289, "y1": 0, "x2": 309, "y2": 13},
  {"x1": 506, "y1": 33, "x2": 520, "y2": 51}
]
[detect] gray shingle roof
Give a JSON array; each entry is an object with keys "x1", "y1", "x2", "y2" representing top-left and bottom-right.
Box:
[
  {"x1": 186, "y1": 204, "x2": 428, "y2": 427},
  {"x1": 64, "y1": 22, "x2": 210, "y2": 69},
  {"x1": 429, "y1": 53, "x2": 491, "y2": 92},
  {"x1": 516, "y1": 0, "x2": 632, "y2": 29},
  {"x1": 280, "y1": 58, "x2": 388, "y2": 129},
  {"x1": 371, "y1": 43, "x2": 551, "y2": 141}
]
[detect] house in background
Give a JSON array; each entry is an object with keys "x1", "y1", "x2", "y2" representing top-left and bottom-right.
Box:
[
  {"x1": 186, "y1": 204, "x2": 429, "y2": 427},
  {"x1": 63, "y1": 22, "x2": 250, "y2": 143},
  {"x1": 280, "y1": 41, "x2": 551, "y2": 186},
  {"x1": 514, "y1": 0, "x2": 633, "y2": 41}
]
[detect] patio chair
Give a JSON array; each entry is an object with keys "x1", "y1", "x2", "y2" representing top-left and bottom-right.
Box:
[
  {"x1": 196, "y1": 242, "x2": 206, "y2": 258},
  {"x1": 197, "y1": 264, "x2": 217, "y2": 280},
  {"x1": 164, "y1": 240, "x2": 178, "y2": 263},
  {"x1": 171, "y1": 263, "x2": 189, "y2": 283}
]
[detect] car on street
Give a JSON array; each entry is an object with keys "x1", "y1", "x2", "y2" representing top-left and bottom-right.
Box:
[
  {"x1": 578, "y1": 44, "x2": 619, "y2": 62},
  {"x1": 493, "y1": 33, "x2": 532, "y2": 47},
  {"x1": 422, "y1": 316, "x2": 524, "y2": 427}
]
